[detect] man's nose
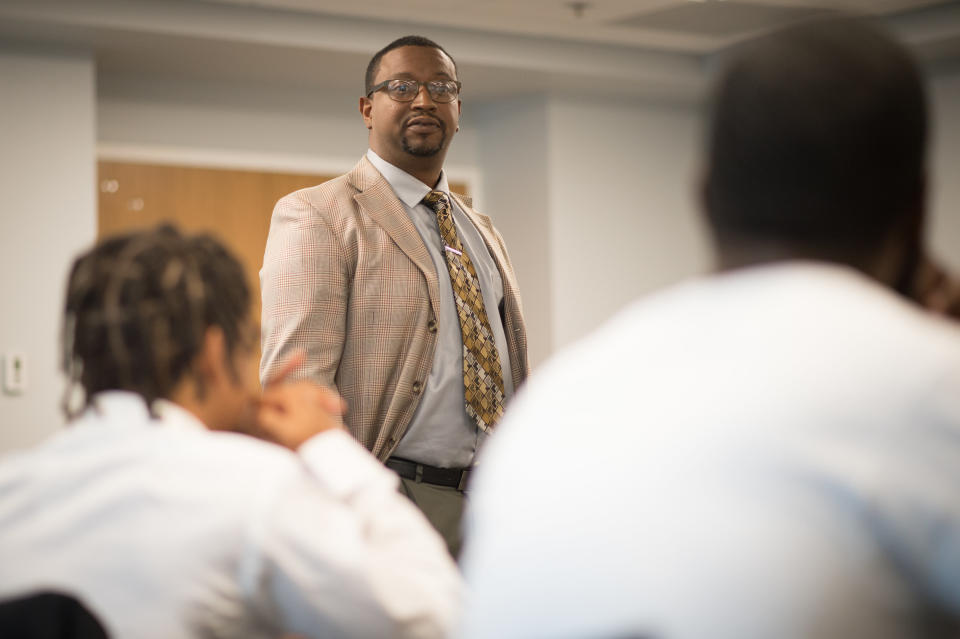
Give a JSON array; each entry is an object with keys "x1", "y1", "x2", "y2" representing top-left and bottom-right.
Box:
[{"x1": 411, "y1": 84, "x2": 437, "y2": 109}]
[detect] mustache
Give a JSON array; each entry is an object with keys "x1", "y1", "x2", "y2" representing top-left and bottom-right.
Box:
[{"x1": 403, "y1": 115, "x2": 445, "y2": 131}]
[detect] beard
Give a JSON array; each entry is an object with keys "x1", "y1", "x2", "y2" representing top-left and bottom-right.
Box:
[
  {"x1": 401, "y1": 119, "x2": 447, "y2": 157},
  {"x1": 401, "y1": 133, "x2": 446, "y2": 157}
]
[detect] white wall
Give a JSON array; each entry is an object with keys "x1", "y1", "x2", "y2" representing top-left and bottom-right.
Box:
[
  {"x1": 547, "y1": 96, "x2": 710, "y2": 350},
  {"x1": 98, "y1": 72, "x2": 480, "y2": 177},
  {"x1": 474, "y1": 97, "x2": 552, "y2": 368},
  {"x1": 539, "y1": 67, "x2": 960, "y2": 353},
  {"x1": 473, "y1": 95, "x2": 708, "y2": 364},
  {"x1": 0, "y1": 47, "x2": 97, "y2": 452}
]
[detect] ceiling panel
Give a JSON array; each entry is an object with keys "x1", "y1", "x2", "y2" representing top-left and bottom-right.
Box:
[
  {"x1": 613, "y1": 2, "x2": 828, "y2": 38},
  {"x1": 1, "y1": 0, "x2": 958, "y2": 107},
  {"x1": 198, "y1": 0, "x2": 957, "y2": 51}
]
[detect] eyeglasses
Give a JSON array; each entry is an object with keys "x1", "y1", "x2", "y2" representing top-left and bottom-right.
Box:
[{"x1": 367, "y1": 79, "x2": 462, "y2": 103}]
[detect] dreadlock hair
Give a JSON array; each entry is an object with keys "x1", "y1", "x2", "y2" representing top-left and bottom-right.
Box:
[{"x1": 61, "y1": 224, "x2": 252, "y2": 419}]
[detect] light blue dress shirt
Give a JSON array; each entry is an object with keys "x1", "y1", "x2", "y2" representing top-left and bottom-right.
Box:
[{"x1": 366, "y1": 150, "x2": 514, "y2": 469}]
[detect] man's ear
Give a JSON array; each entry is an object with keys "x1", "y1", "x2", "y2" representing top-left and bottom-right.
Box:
[
  {"x1": 359, "y1": 96, "x2": 373, "y2": 130},
  {"x1": 195, "y1": 326, "x2": 229, "y2": 386}
]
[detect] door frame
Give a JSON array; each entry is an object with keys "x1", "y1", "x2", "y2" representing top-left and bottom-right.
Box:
[{"x1": 97, "y1": 143, "x2": 483, "y2": 204}]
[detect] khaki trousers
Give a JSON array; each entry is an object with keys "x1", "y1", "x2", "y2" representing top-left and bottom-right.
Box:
[{"x1": 398, "y1": 477, "x2": 466, "y2": 559}]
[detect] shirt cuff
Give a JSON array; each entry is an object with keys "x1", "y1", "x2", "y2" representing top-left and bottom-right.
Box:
[{"x1": 297, "y1": 429, "x2": 398, "y2": 500}]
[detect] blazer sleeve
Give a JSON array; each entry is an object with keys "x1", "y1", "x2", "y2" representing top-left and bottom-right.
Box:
[{"x1": 260, "y1": 189, "x2": 349, "y2": 390}]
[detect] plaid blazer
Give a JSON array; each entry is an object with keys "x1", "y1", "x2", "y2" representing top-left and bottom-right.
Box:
[{"x1": 260, "y1": 157, "x2": 529, "y2": 460}]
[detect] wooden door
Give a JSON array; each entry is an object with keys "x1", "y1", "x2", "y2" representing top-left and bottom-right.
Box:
[{"x1": 98, "y1": 161, "x2": 337, "y2": 387}]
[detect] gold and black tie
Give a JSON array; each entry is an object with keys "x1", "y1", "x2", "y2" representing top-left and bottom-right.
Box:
[{"x1": 423, "y1": 190, "x2": 505, "y2": 432}]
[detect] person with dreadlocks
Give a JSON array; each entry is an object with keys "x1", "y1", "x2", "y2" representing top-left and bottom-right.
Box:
[{"x1": 0, "y1": 225, "x2": 461, "y2": 639}]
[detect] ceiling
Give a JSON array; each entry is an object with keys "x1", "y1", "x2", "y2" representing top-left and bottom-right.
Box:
[
  {"x1": 200, "y1": 0, "x2": 954, "y2": 53},
  {"x1": 1, "y1": 0, "x2": 960, "y2": 104}
]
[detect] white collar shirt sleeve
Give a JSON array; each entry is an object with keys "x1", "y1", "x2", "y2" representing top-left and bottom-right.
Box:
[
  {"x1": 247, "y1": 429, "x2": 463, "y2": 638},
  {"x1": 0, "y1": 392, "x2": 462, "y2": 639}
]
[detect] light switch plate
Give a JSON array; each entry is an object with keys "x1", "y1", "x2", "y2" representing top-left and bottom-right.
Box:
[{"x1": 2, "y1": 353, "x2": 26, "y2": 395}]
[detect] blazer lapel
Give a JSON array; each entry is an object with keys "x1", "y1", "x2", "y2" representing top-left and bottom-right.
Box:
[{"x1": 350, "y1": 158, "x2": 441, "y2": 319}]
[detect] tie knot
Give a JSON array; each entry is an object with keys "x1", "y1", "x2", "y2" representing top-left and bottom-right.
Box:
[{"x1": 423, "y1": 190, "x2": 450, "y2": 214}]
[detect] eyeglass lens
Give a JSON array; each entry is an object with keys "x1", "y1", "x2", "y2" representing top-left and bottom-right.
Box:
[{"x1": 387, "y1": 80, "x2": 458, "y2": 102}]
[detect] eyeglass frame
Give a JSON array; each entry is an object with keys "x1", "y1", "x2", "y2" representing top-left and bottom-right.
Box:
[{"x1": 366, "y1": 79, "x2": 463, "y2": 103}]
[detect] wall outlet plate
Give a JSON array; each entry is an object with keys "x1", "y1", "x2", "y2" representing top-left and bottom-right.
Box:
[{"x1": 2, "y1": 353, "x2": 26, "y2": 395}]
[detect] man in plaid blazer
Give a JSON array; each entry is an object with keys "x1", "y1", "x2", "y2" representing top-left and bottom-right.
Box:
[{"x1": 260, "y1": 35, "x2": 528, "y2": 556}]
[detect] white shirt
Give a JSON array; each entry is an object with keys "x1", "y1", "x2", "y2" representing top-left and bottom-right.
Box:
[
  {"x1": 0, "y1": 392, "x2": 462, "y2": 639},
  {"x1": 365, "y1": 149, "x2": 514, "y2": 468},
  {"x1": 461, "y1": 262, "x2": 960, "y2": 639}
]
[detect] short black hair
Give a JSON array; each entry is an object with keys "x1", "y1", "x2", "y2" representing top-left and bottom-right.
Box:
[
  {"x1": 61, "y1": 225, "x2": 252, "y2": 418},
  {"x1": 704, "y1": 16, "x2": 927, "y2": 249},
  {"x1": 364, "y1": 35, "x2": 458, "y2": 96}
]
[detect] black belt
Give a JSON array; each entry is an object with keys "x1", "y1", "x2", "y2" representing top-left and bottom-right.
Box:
[{"x1": 385, "y1": 457, "x2": 471, "y2": 491}]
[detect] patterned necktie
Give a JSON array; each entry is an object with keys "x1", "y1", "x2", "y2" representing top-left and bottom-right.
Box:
[{"x1": 423, "y1": 190, "x2": 505, "y2": 433}]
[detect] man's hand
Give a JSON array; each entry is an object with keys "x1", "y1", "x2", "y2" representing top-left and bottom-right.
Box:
[
  {"x1": 257, "y1": 381, "x2": 347, "y2": 450},
  {"x1": 251, "y1": 350, "x2": 347, "y2": 450}
]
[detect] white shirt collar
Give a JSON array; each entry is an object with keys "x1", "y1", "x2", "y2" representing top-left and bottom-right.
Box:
[
  {"x1": 87, "y1": 390, "x2": 207, "y2": 432},
  {"x1": 366, "y1": 149, "x2": 450, "y2": 209}
]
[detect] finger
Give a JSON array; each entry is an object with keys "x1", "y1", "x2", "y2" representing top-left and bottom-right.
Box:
[
  {"x1": 265, "y1": 350, "x2": 306, "y2": 387},
  {"x1": 259, "y1": 385, "x2": 294, "y2": 414},
  {"x1": 329, "y1": 396, "x2": 348, "y2": 415},
  {"x1": 256, "y1": 403, "x2": 286, "y2": 433},
  {"x1": 262, "y1": 381, "x2": 346, "y2": 416},
  {"x1": 313, "y1": 387, "x2": 348, "y2": 415}
]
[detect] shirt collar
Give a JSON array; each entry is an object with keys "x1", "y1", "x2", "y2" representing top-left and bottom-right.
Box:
[
  {"x1": 366, "y1": 149, "x2": 450, "y2": 209},
  {"x1": 87, "y1": 390, "x2": 207, "y2": 432}
]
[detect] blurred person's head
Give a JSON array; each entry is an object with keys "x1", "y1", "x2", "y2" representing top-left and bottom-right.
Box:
[
  {"x1": 360, "y1": 35, "x2": 461, "y2": 184},
  {"x1": 61, "y1": 225, "x2": 259, "y2": 431},
  {"x1": 702, "y1": 16, "x2": 928, "y2": 290}
]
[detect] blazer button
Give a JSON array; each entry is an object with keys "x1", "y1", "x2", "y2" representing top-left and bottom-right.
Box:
[
  {"x1": 412, "y1": 380, "x2": 423, "y2": 394},
  {"x1": 427, "y1": 319, "x2": 438, "y2": 333}
]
